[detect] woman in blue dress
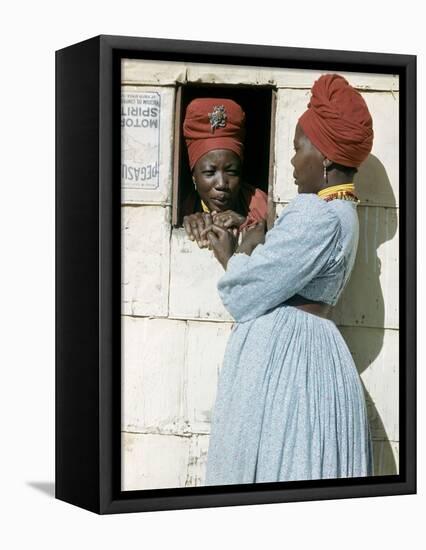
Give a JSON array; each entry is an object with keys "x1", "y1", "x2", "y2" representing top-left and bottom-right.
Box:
[{"x1": 202, "y1": 74, "x2": 374, "y2": 485}]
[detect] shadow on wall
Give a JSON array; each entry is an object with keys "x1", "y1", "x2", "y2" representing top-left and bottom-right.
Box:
[{"x1": 331, "y1": 153, "x2": 399, "y2": 476}]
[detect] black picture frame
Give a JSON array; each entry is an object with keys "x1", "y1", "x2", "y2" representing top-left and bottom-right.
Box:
[{"x1": 55, "y1": 34, "x2": 416, "y2": 514}]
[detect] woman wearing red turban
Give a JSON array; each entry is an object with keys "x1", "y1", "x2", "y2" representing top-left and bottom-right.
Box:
[
  {"x1": 202, "y1": 74, "x2": 375, "y2": 485},
  {"x1": 182, "y1": 98, "x2": 268, "y2": 248}
]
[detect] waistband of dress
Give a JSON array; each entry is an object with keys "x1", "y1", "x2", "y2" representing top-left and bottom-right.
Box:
[{"x1": 283, "y1": 294, "x2": 333, "y2": 320}]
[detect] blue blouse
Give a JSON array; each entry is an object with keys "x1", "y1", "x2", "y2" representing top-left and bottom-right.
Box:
[{"x1": 217, "y1": 193, "x2": 359, "y2": 323}]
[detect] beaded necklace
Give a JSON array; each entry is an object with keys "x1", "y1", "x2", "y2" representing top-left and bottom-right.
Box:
[{"x1": 317, "y1": 183, "x2": 360, "y2": 203}]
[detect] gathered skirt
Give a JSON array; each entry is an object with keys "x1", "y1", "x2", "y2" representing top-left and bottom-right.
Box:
[{"x1": 205, "y1": 305, "x2": 373, "y2": 485}]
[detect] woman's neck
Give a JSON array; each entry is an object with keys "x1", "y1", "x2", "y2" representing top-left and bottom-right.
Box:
[{"x1": 319, "y1": 171, "x2": 354, "y2": 191}]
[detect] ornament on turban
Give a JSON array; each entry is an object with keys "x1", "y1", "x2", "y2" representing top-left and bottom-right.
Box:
[
  {"x1": 298, "y1": 74, "x2": 374, "y2": 168},
  {"x1": 183, "y1": 98, "x2": 245, "y2": 170}
]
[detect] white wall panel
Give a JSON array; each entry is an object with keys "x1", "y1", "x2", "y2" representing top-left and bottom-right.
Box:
[{"x1": 122, "y1": 205, "x2": 171, "y2": 317}]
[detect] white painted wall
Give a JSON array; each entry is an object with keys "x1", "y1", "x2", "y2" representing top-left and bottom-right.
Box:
[{"x1": 121, "y1": 59, "x2": 399, "y2": 490}]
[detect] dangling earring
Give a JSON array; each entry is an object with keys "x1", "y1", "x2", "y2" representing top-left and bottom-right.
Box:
[
  {"x1": 192, "y1": 176, "x2": 197, "y2": 190},
  {"x1": 323, "y1": 161, "x2": 329, "y2": 185}
]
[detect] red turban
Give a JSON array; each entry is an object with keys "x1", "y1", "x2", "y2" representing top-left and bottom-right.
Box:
[
  {"x1": 183, "y1": 98, "x2": 245, "y2": 170},
  {"x1": 298, "y1": 74, "x2": 374, "y2": 168}
]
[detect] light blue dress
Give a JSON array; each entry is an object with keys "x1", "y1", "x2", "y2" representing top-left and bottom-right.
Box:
[{"x1": 205, "y1": 193, "x2": 373, "y2": 485}]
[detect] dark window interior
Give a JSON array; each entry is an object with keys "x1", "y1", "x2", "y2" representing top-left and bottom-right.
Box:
[{"x1": 173, "y1": 84, "x2": 275, "y2": 226}]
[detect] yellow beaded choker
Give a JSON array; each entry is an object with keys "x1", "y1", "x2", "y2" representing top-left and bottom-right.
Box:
[
  {"x1": 201, "y1": 200, "x2": 210, "y2": 213},
  {"x1": 317, "y1": 183, "x2": 359, "y2": 203}
]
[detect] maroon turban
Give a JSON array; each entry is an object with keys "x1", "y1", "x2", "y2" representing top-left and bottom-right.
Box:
[
  {"x1": 183, "y1": 98, "x2": 245, "y2": 170},
  {"x1": 298, "y1": 74, "x2": 374, "y2": 168}
]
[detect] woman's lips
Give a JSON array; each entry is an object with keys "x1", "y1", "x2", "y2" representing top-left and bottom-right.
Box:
[{"x1": 211, "y1": 195, "x2": 230, "y2": 205}]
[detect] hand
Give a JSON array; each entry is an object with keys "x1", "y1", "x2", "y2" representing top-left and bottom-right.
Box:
[
  {"x1": 183, "y1": 212, "x2": 214, "y2": 248},
  {"x1": 237, "y1": 220, "x2": 266, "y2": 256},
  {"x1": 199, "y1": 223, "x2": 238, "y2": 269},
  {"x1": 211, "y1": 210, "x2": 246, "y2": 231}
]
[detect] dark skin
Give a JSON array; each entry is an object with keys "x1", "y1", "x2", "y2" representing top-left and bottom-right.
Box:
[
  {"x1": 183, "y1": 150, "x2": 246, "y2": 248},
  {"x1": 204, "y1": 122, "x2": 357, "y2": 273},
  {"x1": 200, "y1": 220, "x2": 266, "y2": 269},
  {"x1": 291, "y1": 122, "x2": 357, "y2": 193}
]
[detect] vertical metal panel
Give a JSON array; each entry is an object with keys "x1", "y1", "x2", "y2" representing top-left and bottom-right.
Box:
[
  {"x1": 122, "y1": 317, "x2": 187, "y2": 433},
  {"x1": 169, "y1": 228, "x2": 233, "y2": 321},
  {"x1": 122, "y1": 205, "x2": 171, "y2": 317},
  {"x1": 122, "y1": 433, "x2": 191, "y2": 490},
  {"x1": 185, "y1": 321, "x2": 233, "y2": 433},
  {"x1": 267, "y1": 89, "x2": 277, "y2": 229},
  {"x1": 172, "y1": 85, "x2": 183, "y2": 226},
  {"x1": 332, "y1": 206, "x2": 399, "y2": 329}
]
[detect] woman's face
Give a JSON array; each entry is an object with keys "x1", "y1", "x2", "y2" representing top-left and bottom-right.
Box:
[
  {"x1": 193, "y1": 149, "x2": 242, "y2": 212},
  {"x1": 291, "y1": 123, "x2": 325, "y2": 194}
]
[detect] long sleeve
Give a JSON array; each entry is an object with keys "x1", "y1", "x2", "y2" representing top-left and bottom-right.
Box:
[{"x1": 217, "y1": 194, "x2": 342, "y2": 322}]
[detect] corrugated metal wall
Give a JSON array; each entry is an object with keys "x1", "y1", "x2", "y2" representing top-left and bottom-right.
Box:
[{"x1": 121, "y1": 59, "x2": 399, "y2": 490}]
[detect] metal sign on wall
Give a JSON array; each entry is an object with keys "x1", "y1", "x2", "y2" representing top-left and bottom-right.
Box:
[{"x1": 121, "y1": 91, "x2": 161, "y2": 190}]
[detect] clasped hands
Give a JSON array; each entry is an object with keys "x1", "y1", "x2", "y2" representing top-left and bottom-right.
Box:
[{"x1": 183, "y1": 210, "x2": 266, "y2": 269}]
